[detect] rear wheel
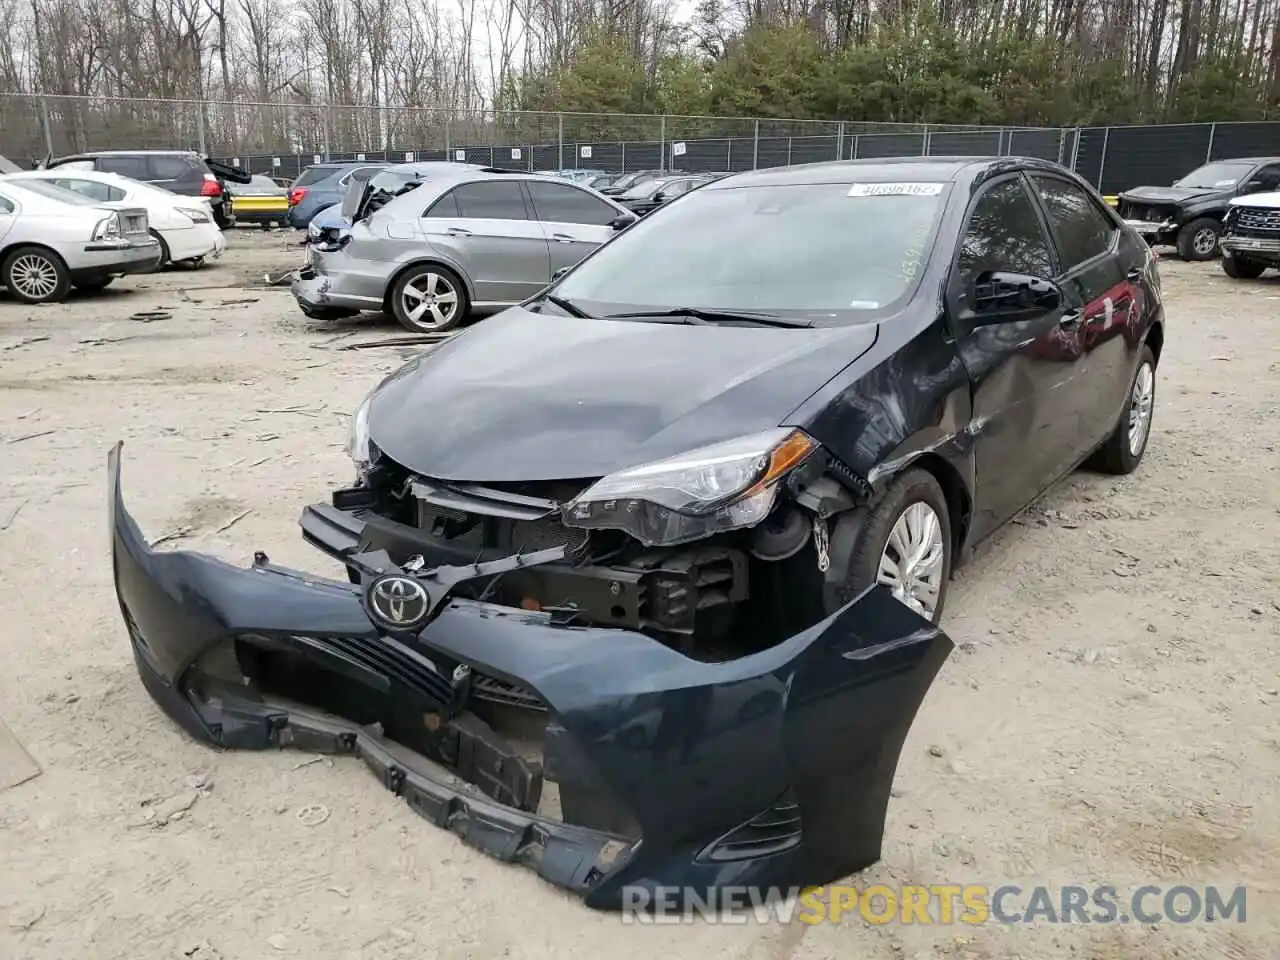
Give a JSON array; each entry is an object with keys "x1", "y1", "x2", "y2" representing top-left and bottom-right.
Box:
[
  {"x1": 389, "y1": 264, "x2": 468, "y2": 333},
  {"x1": 1087, "y1": 344, "x2": 1156, "y2": 475},
  {"x1": 1176, "y1": 217, "x2": 1221, "y2": 261},
  {"x1": 2, "y1": 246, "x2": 71, "y2": 303},
  {"x1": 148, "y1": 229, "x2": 171, "y2": 270},
  {"x1": 1222, "y1": 255, "x2": 1266, "y2": 279}
]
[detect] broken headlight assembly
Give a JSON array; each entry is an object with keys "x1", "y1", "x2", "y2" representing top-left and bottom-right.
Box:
[
  {"x1": 347, "y1": 389, "x2": 377, "y2": 475},
  {"x1": 563, "y1": 428, "x2": 816, "y2": 547}
]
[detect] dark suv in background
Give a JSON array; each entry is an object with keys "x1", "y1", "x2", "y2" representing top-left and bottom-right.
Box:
[
  {"x1": 286, "y1": 162, "x2": 391, "y2": 228},
  {"x1": 42, "y1": 150, "x2": 251, "y2": 228}
]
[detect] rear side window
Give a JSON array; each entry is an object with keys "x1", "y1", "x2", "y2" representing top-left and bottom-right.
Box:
[
  {"x1": 339, "y1": 166, "x2": 383, "y2": 185},
  {"x1": 446, "y1": 181, "x2": 529, "y2": 220},
  {"x1": 294, "y1": 166, "x2": 338, "y2": 188},
  {"x1": 0, "y1": 194, "x2": 13, "y2": 214},
  {"x1": 525, "y1": 181, "x2": 618, "y2": 225},
  {"x1": 955, "y1": 177, "x2": 1055, "y2": 291},
  {"x1": 96, "y1": 155, "x2": 150, "y2": 179},
  {"x1": 424, "y1": 191, "x2": 460, "y2": 218},
  {"x1": 150, "y1": 155, "x2": 201, "y2": 180},
  {"x1": 1030, "y1": 175, "x2": 1115, "y2": 270},
  {"x1": 53, "y1": 178, "x2": 126, "y2": 202}
]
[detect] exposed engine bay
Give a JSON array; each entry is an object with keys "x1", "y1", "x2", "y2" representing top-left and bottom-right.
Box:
[{"x1": 325, "y1": 441, "x2": 871, "y2": 662}]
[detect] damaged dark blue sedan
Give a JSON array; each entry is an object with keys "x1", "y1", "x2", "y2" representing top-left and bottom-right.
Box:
[{"x1": 109, "y1": 156, "x2": 1164, "y2": 910}]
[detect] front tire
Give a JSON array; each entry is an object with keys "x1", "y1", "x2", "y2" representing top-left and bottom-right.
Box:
[
  {"x1": 1222, "y1": 255, "x2": 1266, "y2": 279},
  {"x1": 1087, "y1": 344, "x2": 1156, "y2": 475},
  {"x1": 2, "y1": 246, "x2": 71, "y2": 303},
  {"x1": 837, "y1": 469, "x2": 953, "y2": 624},
  {"x1": 389, "y1": 264, "x2": 468, "y2": 333},
  {"x1": 1177, "y1": 217, "x2": 1221, "y2": 261}
]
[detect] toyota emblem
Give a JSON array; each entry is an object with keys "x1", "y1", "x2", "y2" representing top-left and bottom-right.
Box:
[{"x1": 366, "y1": 574, "x2": 431, "y2": 630}]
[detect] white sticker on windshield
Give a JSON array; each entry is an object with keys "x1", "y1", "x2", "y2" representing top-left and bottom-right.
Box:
[
  {"x1": 847, "y1": 182, "x2": 944, "y2": 197},
  {"x1": 848, "y1": 300, "x2": 881, "y2": 309},
  {"x1": 1214, "y1": 179, "x2": 1237, "y2": 187}
]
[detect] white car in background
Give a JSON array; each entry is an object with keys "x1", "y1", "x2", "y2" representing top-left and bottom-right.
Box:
[
  {"x1": 3, "y1": 168, "x2": 225, "y2": 267},
  {"x1": 0, "y1": 178, "x2": 160, "y2": 302},
  {"x1": 1220, "y1": 190, "x2": 1280, "y2": 279}
]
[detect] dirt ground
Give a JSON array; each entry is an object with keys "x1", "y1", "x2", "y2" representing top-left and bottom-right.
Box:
[{"x1": 0, "y1": 230, "x2": 1277, "y2": 960}]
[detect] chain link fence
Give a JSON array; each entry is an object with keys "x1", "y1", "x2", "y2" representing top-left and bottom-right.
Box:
[{"x1": 2, "y1": 93, "x2": 1279, "y2": 191}]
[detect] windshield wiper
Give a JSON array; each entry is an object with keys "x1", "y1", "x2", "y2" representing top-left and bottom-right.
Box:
[
  {"x1": 536, "y1": 294, "x2": 595, "y2": 319},
  {"x1": 604, "y1": 307, "x2": 814, "y2": 328}
]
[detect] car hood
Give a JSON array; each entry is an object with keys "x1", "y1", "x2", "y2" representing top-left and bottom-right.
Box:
[
  {"x1": 366, "y1": 306, "x2": 879, "y2": 482},
  {"x1": 1118, "y1": 185, "x2": 1226, "y2": 205},
  {"x1": 1229, "y1": 191, "x2": 1280, "y2": 209}
]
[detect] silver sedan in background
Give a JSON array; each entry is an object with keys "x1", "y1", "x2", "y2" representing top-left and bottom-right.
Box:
[
  {"x1": 291, "y1": 170, "x2": 638, "y2": 332},
  {"x1": 0, "y1": 178, "x2": 160, "y2": 302}
]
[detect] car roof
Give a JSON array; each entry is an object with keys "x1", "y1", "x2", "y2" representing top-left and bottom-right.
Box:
[
  {"x1": 703, "y1": 156, "x2": 1082, "y2": 190},
  {"x1": 378, "y1": 169, "x2": 625, "y2": 215},
  {"x1": 60, "y1": 150, "x2": 201, "y2": 158}
]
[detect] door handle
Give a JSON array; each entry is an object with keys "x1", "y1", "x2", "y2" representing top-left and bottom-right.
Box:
[
  {"x1": 1058, "y1": 310, "x2": 1083, "y2": 327},
  {"x1": 445, "y1": 227, "x2": 471, "y2": 237},
  {"x1": 550, "y1": 233, "x2": 576, "y2": 243}
]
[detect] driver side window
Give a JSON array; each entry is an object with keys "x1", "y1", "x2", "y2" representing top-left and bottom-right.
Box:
[
  {"x1": 1254, "y1": 164, "x2": 1280, "y2": 191},
  {"x1": 955, "y1": 177, "x2": 1055, "y2": 297}
]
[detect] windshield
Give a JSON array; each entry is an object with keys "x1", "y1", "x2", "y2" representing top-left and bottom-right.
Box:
[
  {"x1": 1175, "y1": 162, "x2": 1254, "y2": 189},
  {"x1": 553, "y1": 180, "x2": 950, "y2": 322},
  {"x1": 621, "y1": 179, "x2": 668, "y2": 199},
  {"x1": 294, "y1": 166, "x2": 341, "y2": 187},
  {"x1": 12, "y1": 179, "x2": 97, "y2": 205}
]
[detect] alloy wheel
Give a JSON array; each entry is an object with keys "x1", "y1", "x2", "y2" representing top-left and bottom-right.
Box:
[
  {"x1": 876, "y1": 501, "x2": 946, "y2": 618},
  {"x1": 1127, "y1": 362, "x2": 1155, "y2": 457},
  {"x1": 9, "y1": 254, "x2": 59, "y2": 300},
  {"x1": 1193, "y1": 227, "x2": 1218, "y2": 257},
  {"x1": 401, "y1": 271, "x2": 459, "y2": 329}
]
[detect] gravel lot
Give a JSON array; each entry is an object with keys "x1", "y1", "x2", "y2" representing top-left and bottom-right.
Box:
[{"x1": 1, "y1": 230, "x2": 1277, "y2": 960}]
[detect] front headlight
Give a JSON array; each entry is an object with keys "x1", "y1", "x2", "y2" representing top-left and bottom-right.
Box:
[
  {"x1": 347, "y1": 391, "x2": 375, "y2": 470},
  {"x1": 307, "y1": 220, "x2": 322, "y2": 239},
  {"x1": 564, "y1": 428, "x2": 816, "y2": 546}
]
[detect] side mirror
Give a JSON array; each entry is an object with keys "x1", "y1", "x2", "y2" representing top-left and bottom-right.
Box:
[
  {"x1": 1242, "y1": 178, "x2": 1266, "y2": 193},
  {"x1": 651, "y1": 192, "x2": 667, "y2": 203},
  {"x1": 551, "y1": 266, "x2": 571, "y2": 282},
  {"x1": 608, "y1": 213, "x2": 637, "y2": 231},
  {"x1": 966, "y1": 271, "x2": 1062, "y2": 325}
]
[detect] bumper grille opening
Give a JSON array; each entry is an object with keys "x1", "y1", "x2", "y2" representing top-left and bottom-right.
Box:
[
  {"x1": 697, "y1": 790, "x2": 803, "y2": 862},
  {"x1": 219, "y1": 633, "x2": 640, "y2": 842},
  {"x1": 1234, "y1": 208, "x2": 1280, "y2": 235}
]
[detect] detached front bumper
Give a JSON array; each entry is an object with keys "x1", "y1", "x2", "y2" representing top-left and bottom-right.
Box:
[{"x1": 108, "y1": 444, "x2": 952, "y2": 910}]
